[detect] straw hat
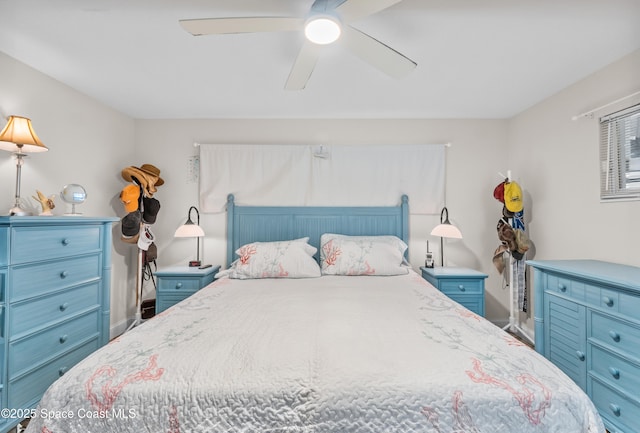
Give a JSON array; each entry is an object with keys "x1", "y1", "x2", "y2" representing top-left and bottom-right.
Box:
[{"x1": 121, "y1": 164, "x2": 164, "y2": 197}]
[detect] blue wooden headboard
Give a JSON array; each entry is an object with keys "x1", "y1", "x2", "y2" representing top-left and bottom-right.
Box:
[{"x1": 225, "y1": 194, "x2": 409, "y2": 267}]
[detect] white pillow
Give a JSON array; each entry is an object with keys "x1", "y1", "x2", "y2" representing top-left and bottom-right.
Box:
[
  {"x1": 217, "y1": 237, "x2": 321, "y2": 279},
  {"x1": 320, "y1": 234, "x2": 409, "y2": 276}
]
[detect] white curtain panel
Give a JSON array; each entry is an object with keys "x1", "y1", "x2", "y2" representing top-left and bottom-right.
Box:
[{"x1": 199, "y1": 143, "x2": 445, "y2": 214}]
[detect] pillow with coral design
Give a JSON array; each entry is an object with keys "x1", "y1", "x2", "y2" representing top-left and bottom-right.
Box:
[
  {"x1": 216, "y1": 237, "x2": 321, "y2": 279},
  {"x1": 319, "y1": 233, "x2": 409, "y2": 276}
]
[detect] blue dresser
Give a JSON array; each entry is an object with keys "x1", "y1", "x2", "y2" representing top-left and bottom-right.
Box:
[
  {"x1": 528, "y1": 260, "x2": 640, "y2": 433},
  {"x1": 0, "y1": 216, "x2": 117, "y2": 433}
]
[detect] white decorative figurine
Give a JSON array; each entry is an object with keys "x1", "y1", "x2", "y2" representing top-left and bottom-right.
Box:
[{"x1": 33, "y1": 190, "x2": 55, "y2": 216}]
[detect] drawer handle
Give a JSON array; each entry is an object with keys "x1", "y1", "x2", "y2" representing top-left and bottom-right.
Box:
[
  {"x1": 558, "y1": 283, "x2": 567, "y2": 292},
  {"x1": 61, "y1": 238, "x2": 70, "y2": 246},
  {"x1": 59, "y1": 302, "x2": 69, "y2": 311},
  {"x1": 59, "y1": 334, "x2": 68, "y2": 344},
  {"x1": 608, "y1": 367, "x2": 620, "y2": 379},
  {"x1": 175, "y1": 283, "x2": 183, "y2": 289},
  {"x1": 60, "y1": 270, "x2": 69, "y2": 278},
  {"x1": 602, "y1": 296, "x2": 614, "y2": 307},
  {"x1": 575, "y1": 351, "x2": 585, "y2": 361},
  {"x1": 458, "y1": 284, "x2": 465, "y2": 291},
  {"x1": 609, "y1": 403, "x2": 621, "y2": 417},
  {"x1": 609, "y1": 330, "x2": 621, "y2": 342},
  {"x1": 59, "y1": 367, "x2": 68, "y2": 376}
]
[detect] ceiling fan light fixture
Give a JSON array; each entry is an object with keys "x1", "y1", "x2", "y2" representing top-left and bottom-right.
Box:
[{"x1": 304, "y1": 16, "x2": 341, "y2": 45}]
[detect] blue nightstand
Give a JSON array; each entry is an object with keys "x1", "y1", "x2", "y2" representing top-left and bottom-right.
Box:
[
  {"x1": 155, "y1": 265, "x2": 220, "y2": 313},
  {"x1": 421, "y1": 267, "x2": 487, "y2": 316}
]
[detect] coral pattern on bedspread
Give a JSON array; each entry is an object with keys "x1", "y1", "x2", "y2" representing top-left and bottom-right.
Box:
[
  {"x1": 85, "y1": 354, "x2": 165, "y2": 412},
  {"x1": 26, "y1": 270, "x2": 604, "y2": 433}
]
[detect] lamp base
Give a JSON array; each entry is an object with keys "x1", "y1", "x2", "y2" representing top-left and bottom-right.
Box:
[
  {"x1": 189, "y1": 260, "x2": 201, "y2": 267},
  {"x1": 9, "y1": 205, "x2": 30, "y2": 216}
]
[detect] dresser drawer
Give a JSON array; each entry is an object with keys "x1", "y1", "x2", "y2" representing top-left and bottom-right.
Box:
[
  {"x1": 8, "y1": 338, "x2": 99, "y2": 408},
  {"x1": 589, "y1": 311, "x2": 640, "y2": 360},
  {"x1": 618, "y1": 290, "x2": 640, "y2": 320},
  {"x1": 545, "y1": 274, "x2": 583, "y2": 298},
  {"x1": 589, "y1": 344, "x2": 640, "y2": 397},
  {"x1": 9, "y1": 282, "x2": 100, "y2": 337},
  {"x1": 546, "y1": 273, "x2": 626, "y2": 314},
  {"x1": 439, "y1": 279, "x2": 483, "y2": 294},
  {"x1": 451, "y1": 296, "x2": 483, "y2": 316},
  {"x1": 157, "y1": 295, "x2": 192, "y2": 313},
  {"x1": 10, "y1": 254, "x2": 101, "y2": 302},
  {"x1": 9, "y1": 311, "x2": 99, "y2": 378},
  {"x1": 157, "y1": 277, "x2": 201, "y2": 294},
  {"x1": 589, "y1": 378, "x2": 640, "y2": 433},
  {"x1": 11, "y1": 225, "x2": 101, "y2": 264}
]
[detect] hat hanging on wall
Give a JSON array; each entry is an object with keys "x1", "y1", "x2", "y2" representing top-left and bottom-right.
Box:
[
  {"x1": 120, "y1": 184, "x2": 140, "y2": 213},
  {"x1": 504, "y1": 181, "x2": 523, "y2": 212},
  {"x1": 121, "y1": 164, "x2": 164, "y2": 197},
  {"x1": 137, "y1": 224, "x2": 155, "y2": 251},
  {"x1": 142, "y1": 196, "x2": 161, "y2": 224},
  {"x1": 493, "y1": 182, "x2": 505, "y2": 203},
  {"x1": 121, "y1": 210, "x2": 142, "y2": 243}
]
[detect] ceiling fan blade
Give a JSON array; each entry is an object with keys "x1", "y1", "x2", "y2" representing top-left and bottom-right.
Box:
[
  {"x1": 179, "y1": 17, "x2": 304, "y2": 36},
  {"x1": 285, "y1": 40, "x2": 322, "y2": 90},
  {"x1": 342, "y1": 25, "x2": 416, "y2": 79},
  {"x1": 335, "y1": 0, "x2": 403, "y2": 23}
]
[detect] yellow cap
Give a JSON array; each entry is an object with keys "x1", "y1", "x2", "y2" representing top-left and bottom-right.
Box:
[{"x1": 504, "y1": 181, "x2": 523, "y2": 213}]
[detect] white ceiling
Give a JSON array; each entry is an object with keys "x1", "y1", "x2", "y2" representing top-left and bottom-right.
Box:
[{"x1": 1, "y1": 0, "x2": 639, "y2": 120}]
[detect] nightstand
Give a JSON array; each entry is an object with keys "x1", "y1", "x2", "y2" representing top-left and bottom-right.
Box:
[
  {"x1": 155, "y1": 265, "x2": 220, "y2": 313},
  {"x1": 421, "y1": 267, "x2": 488, "y2": 316}
]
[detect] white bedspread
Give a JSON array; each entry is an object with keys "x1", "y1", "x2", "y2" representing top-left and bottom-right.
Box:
[{"x1": 26, "y1": 270, "x2": 605, "y2": 433}]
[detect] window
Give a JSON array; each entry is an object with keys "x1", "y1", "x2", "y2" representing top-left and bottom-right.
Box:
[{"x1": 600, "y1": 103, "x2": 640, "y2": 200}]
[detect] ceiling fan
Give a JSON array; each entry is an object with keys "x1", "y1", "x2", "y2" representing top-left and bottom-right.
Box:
[{"x1": 179, "y1": 0, "x2": 417, "y2": 90}]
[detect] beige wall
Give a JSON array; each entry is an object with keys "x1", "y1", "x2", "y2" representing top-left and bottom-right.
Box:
[
  {"x1": 133, "y1": 119, "x2": 511, "y2": 322},
  {"x1": 3, "y1": 46, "x2": 638, "y2": 336},
  {"x1": 0, "y1": 51, "x2": 136, "y2": 336},
  {"x1": 508, "y1": 48, "x2": 640, "y2": 331}
]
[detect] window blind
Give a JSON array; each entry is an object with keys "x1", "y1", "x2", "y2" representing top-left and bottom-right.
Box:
[{"x1": 600, "y1": 103, "x2": 640, "y2": 200}]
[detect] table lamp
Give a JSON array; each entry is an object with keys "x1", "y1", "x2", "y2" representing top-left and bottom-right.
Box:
[
  {"x1": 430, "y1": 206, "x2": 462, "y2": 266},
  {"x1": 174, "y1": 206, "x2": 205, "y2": 267},
  {"x1": 0, "y1": 115, "x2": 48, "y2": 215}
]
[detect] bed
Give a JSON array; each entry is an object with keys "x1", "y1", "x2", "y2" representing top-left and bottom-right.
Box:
[{"x1": 25, "y1": 195, "x2": 604, "y2": 433}]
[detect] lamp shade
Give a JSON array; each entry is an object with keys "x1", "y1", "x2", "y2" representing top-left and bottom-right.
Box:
[
  {"x1": 174, "y1": 223, "x2": 205, "y2": 238},
  {"x1": 430, "y1": 207, "x2": 462, "y2": 239},
  {"x1": 0, "y1": 116, "x2": 48, "y2": 153},
  {"x1": 430, "y1": 207, "x2": 462, "y2": 267},
  {"x1": 430, "y1": 223, "x2": 462, "y2": 239}
]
